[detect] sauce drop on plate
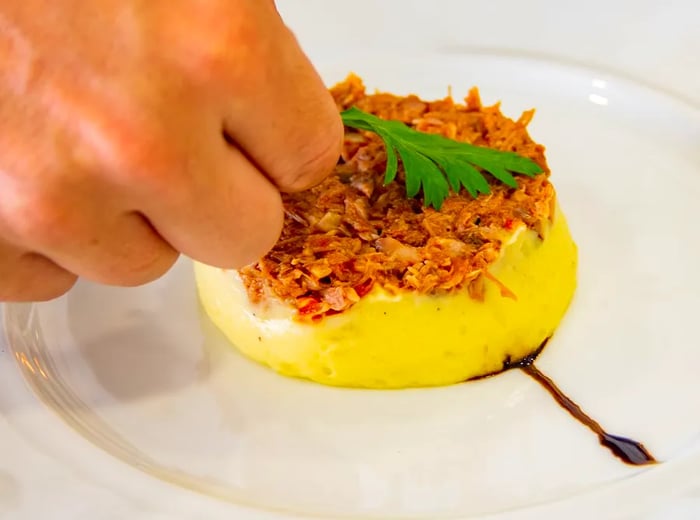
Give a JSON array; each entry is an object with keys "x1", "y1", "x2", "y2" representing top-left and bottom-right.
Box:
[{"x1": 474, "y1": 338, "x2": 657, "y2": 466}]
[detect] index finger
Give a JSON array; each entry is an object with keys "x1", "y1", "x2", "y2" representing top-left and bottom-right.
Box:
[{"x1": 221, "y1": 2, "x2": 344, "y2": 193}]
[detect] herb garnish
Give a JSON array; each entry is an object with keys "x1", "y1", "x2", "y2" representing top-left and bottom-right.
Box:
[{"x1": 340, "y1": 107, "x2": 544, "y2": 210}]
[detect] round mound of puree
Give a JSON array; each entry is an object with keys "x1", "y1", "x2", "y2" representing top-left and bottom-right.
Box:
[{"x1": 194, "y1": 75, "x2": 578, "y2": 389}]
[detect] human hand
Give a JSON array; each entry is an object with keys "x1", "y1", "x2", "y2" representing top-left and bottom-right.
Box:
[{"x1": 0, "y1": 0, "x2": 342, "y2": 301}]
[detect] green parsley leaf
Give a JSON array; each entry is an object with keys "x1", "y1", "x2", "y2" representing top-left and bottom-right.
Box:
[{"x1": 340, "y1": 106, "x2": 544, "y2": 210}]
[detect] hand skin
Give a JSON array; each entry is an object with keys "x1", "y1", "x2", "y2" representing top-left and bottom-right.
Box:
[{"x1": 0, "y1": 0, "x2": 343, "y2": 301}]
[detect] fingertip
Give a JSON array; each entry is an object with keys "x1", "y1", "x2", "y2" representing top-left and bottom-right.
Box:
[
  {"x1": 276, "y1": 107, "x2": 343, "y2": 193},
  {"x1": 0, "y1": 253, "x2": 78, "y2": 302},
  {"x1": 150, "y1": 149, "x2": 286, "y2": 271},
  {"x1": 220, "y1": 13, "x2": 343, "y2": 195},
  {"x1": 210, "y1": 191, "x2": 285, "y2": 269},
  {"x1": 20, "y1": 253, "x2": 79, "y2": 301},
  {"x1": 110, "y1": 247, "x2": 181, "y2": 287},
  {"x1": 31, "y1": 275, "x2": 78, "y2": 302}
]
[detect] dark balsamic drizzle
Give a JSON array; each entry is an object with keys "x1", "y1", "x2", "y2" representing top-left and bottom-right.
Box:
[{"x1": 471, "y1": 338, "x2": 657, "y2": 466}]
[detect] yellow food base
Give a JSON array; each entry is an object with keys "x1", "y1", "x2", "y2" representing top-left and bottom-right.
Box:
[{"x1": 194, "y1": 205, "x2": 577, "y2": 389}]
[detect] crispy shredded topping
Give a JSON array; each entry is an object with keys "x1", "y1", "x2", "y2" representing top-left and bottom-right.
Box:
[{"x1": 239, "y1": 74, "x2": 556, "y2": 320}]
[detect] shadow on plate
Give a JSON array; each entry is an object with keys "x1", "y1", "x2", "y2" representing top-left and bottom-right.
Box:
[{"x1": 64, "y1": 259, "x2": 211, "y2": 402}]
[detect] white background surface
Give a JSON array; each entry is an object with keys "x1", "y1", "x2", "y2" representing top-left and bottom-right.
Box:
[{"x1": 1, "y1": 1, "x2": 699, "y2": 518}]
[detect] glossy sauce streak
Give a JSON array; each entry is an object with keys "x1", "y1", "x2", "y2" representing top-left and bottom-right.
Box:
[{"x1": 504, "y1": 338, "x2": 657, "y2": 466}]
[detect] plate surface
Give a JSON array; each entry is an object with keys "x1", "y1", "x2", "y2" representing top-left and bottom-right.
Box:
[{"x1": 2, "y1": 1, "x2": 699, "y2": 518}]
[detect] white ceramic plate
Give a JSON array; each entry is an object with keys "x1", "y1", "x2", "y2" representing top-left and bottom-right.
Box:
[{"x1": 1, "y1": 1, "x2": 699, "y2": 518}]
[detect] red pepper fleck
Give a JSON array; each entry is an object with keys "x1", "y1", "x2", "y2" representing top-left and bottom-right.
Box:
[
  {"x1": 297, "y1": 296, "x2": 322, "y2": 316},
  {"x1": 354, "y1": 278, "x2": 374, "y2": 297}
]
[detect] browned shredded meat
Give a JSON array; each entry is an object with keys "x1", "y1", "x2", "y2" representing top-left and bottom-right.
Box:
[{"x1": 239, "y1": 74, "x2": 555, "y2": 321}]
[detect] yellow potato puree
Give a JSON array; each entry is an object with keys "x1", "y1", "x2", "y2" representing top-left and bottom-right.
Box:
[{"x1": 194, "y1": 204, "x2": 577, "y2": 389}]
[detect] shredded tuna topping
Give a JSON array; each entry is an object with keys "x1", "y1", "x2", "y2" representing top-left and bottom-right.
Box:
[{"x1": 239, "y1": 74, "x2": 555, "y2": 320}]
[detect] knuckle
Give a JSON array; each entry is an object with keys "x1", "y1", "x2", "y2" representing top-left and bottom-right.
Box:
[
  {"x1": 4, "y1": 191, "x2": 73, "y2": 249},
  {"x1": 64, "y1": 87, "x2": 184, "y2": 196},
  {"x1": 94, "y1": 113, "x2": 180, "y2": 193},
  {"x1": 166, "y1": 5, "x2": 272, "y2": 89}
]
